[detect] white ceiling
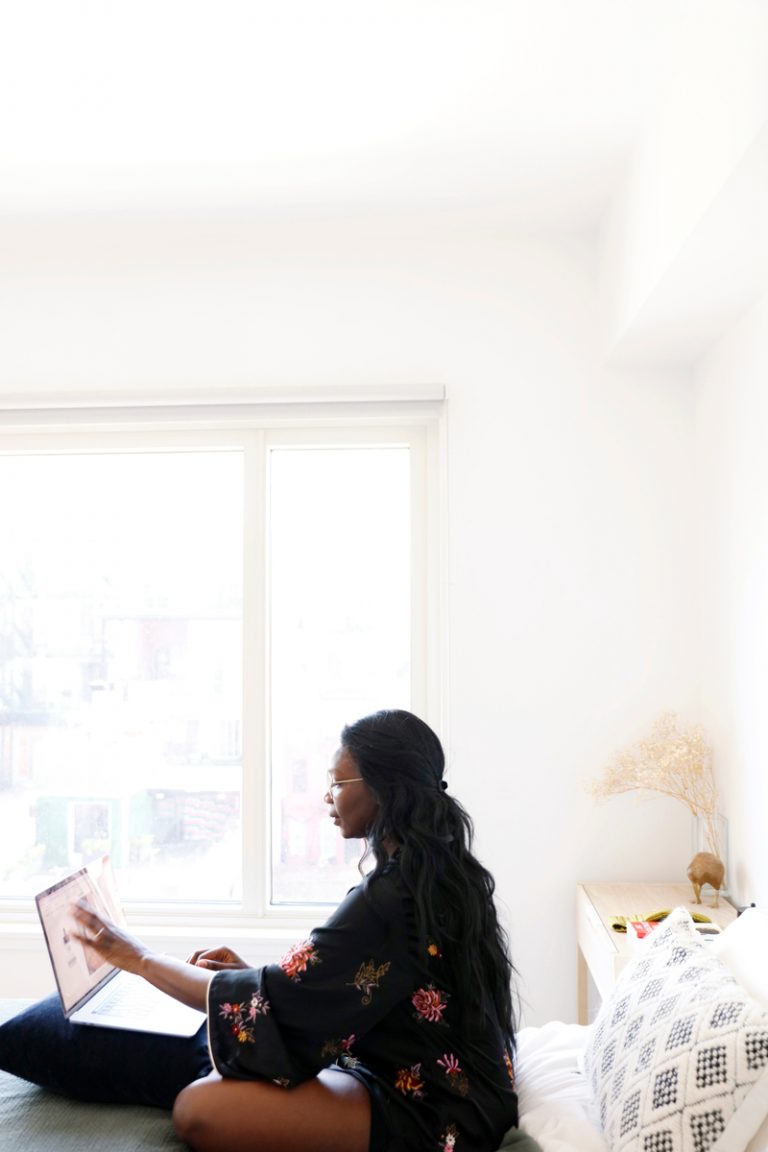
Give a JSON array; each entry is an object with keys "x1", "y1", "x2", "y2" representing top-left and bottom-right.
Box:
[{"x1": 0, "y1": 0, "x2": 713, "y2": 224}]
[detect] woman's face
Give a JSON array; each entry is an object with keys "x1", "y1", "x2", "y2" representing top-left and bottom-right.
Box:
[{"x1": 325, "y1": 747, "x2": 378, "y2": 840}]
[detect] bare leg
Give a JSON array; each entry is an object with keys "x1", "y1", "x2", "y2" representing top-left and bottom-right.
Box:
[{"x1": 173, "y1": 1067, "x2": 371, "y2": 1152}]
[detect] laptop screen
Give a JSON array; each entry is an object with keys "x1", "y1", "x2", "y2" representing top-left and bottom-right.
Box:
[{"x1": 35, "y1": 857, "x2": 125, "y2": 1016}]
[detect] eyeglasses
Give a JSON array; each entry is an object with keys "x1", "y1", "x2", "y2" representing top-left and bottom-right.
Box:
[{"x1": 327, "y1": 777, "x2": 364, "y2": 797}]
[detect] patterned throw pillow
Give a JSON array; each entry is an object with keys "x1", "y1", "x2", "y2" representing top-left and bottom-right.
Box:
[{"x1": 583, "y1": 907, "x2": 768, "y2": 1152}]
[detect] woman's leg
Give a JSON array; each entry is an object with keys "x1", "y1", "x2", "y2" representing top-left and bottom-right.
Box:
[{"x1": 173, "y1": 1067, "x2": 372, "y2": 1152}]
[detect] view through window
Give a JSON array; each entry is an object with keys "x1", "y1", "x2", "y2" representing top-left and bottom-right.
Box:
[
  {"x1": 0, "y1": 429, "x2": 425, "y2": 911},
  {"x1": 269, "y1": 447, "x2": 411, "y2": 904},
  {"x1": 0, "y1": 450, "x2": 244, "y2": 903}
]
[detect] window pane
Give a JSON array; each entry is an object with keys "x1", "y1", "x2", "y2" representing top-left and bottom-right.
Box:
[
  {"x1": 269, "y1": 446, "x2": 411, "y2": 905},
  {"x1": 0, "y1": 451, "x2": 243, "y2": 902}
]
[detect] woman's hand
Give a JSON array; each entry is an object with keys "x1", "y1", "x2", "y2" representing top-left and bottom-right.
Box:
[
  {"x1": 70, "y1": 901, "x2": 149, "y2": 976},
  {"x1": 187, "y1": 945, "x2": 249, "y2": 971},
  {"x1": 72, "y1": 901, "x2": 213, "y2": 1012}
]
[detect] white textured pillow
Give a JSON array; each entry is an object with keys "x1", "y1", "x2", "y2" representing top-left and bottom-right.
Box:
[
  {"x1": 584, "y1": 907, "x2": 768, "y2": 1152},
  {"x1": 710, "y1": 908, "x2": 768, "y2": 1152},
  {"x1": 710, "y1": 908, "x2": 768, "y2": 1010}
]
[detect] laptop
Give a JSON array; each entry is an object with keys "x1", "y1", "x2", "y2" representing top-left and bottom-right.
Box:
[{"x1": 36, "y1": 856, "x2": 206, "y2": 1037}]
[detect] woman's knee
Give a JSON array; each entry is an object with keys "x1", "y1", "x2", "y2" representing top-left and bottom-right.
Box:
[{"x1": 173, "y1": 1078, "x2": 213, "y2": 1148}]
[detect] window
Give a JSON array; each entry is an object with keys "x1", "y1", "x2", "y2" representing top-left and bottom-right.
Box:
[{"x1": 0, "y1": 404, "x2": 440, "y2": 918}]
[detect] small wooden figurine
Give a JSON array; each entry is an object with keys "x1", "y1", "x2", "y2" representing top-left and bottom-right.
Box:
[{"x1": 687, "y1": 851, "x2": 725, "y2": 907}]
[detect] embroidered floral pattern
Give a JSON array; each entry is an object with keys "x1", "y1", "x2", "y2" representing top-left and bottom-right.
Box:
[
  {"x1": 437, "y1": 1052, "x2": 469, "y2": 1096},
  {"x1": 280, "y1": 938, "x2": 320, "y2": 981},
  {"x1": 320, "y1": 1033, "x2": 357, "y2": 1061},
  {"x1": 217, "y1": 992, "x2": 270, "y2": 1044},
  {"x1": 349, "y1": 959, "x2": 391, "y2": 1005},
  {"x1": 248, "y1": 992, "x2": 270, "y2": 1019},
  {"x1": 412, "y1": 985, "x2": 449, "y2": 1023},
  {"x1": 440, "y1": 1122, "x2": 459, "y2": 1151},
  {"x1": 208, "y1": 875, "x2": 514, "y2": 1150},
  {"x1": 395, "y1": 1062, "x2": 425, "y2": 1098}
]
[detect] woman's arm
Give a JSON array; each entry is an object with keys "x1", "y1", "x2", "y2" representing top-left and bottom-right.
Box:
[
  {"x1": 71, "y1": 901, "x2": 215, "y2": 1012},
  {"x1": 207, "y1": 875, "x2": 415, "y2": 1085}
]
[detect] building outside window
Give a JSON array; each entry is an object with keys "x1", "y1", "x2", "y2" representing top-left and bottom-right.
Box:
[{"x1": 0, "y1": 400, "x2": 441, "y2": 922}]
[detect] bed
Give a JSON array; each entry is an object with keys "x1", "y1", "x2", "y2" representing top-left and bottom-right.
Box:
[
  {"x1": 0, "y1": 1004, "x2": 581, "y2": 1152},
  {"x1": 0, "y1": 1018, "x2": 187, "y2": 1151},
  {"x1": 2, "y1": 906, "x2": 767, "y2": 1152}
]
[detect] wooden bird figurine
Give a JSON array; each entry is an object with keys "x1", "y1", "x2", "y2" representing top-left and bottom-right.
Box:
[{"x1": 687, "y1": 851, "x2": 725, "y2": 907}]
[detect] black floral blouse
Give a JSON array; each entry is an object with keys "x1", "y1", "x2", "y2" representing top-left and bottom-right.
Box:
[{"x1": 207, "y1": 860, "x2": 518, "y2": 1152}]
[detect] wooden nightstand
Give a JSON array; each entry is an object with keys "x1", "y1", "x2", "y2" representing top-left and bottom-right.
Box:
[{"x1": 576, "y1": 881, "x2": 737, "y2": 1024}]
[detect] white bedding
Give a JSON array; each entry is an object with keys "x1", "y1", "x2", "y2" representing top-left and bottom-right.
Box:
[
  {"x1": 511, "y1": 908, "x2": 768, "y2": 1152},
  {"x1": 515, "y1": 1021, "x2": 607, "y2": 1152}
]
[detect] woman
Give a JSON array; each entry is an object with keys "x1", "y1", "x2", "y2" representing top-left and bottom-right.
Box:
[{"x1": 73, "y1": 709, "x2": 518, "y2": 1152}]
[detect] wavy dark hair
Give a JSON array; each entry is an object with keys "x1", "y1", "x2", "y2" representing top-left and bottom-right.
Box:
[{"x1": 340, "y1": 708, "x2": 516, "y2": 1044}]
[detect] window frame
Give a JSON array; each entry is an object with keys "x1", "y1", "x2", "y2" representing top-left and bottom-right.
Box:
[{"x1": 0, "y1": 397, "x2": 444, "y2": 931}]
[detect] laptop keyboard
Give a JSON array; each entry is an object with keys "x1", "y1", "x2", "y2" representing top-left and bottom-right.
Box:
[{"x1": 91, "y1": 980, "x2": 158, "y2": 1019}]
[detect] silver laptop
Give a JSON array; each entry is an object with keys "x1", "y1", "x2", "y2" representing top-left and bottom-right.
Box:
[{"x1": 35, "y1": 856, "x2": 206, "y2": 1037}]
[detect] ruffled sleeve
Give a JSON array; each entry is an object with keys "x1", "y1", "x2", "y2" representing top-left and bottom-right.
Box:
[{"x1": 207, "y1": 869, "x2": 415, "y2": 1086}]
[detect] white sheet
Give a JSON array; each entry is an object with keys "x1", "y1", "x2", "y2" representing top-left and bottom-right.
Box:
[
  {"x1": 515, "y1": 1021, "x2": 608, "y2": 1152},
  {"x1": 512, "y1": 910, "x2": 768, "y2": 1152}
]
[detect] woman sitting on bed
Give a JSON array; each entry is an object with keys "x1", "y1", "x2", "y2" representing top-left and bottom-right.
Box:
[{"x1": 73, "y1": 709, "x2": 519, "y2": 1152}]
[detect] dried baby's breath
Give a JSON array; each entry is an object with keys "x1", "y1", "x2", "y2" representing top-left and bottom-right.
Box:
[{"x1": 590, "y1": 712, "x2": 720, "y2": 856}]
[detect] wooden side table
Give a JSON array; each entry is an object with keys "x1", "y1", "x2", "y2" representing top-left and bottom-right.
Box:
[{"x1": 576, "y1": 881, "x2": 737, "y2": 1024}]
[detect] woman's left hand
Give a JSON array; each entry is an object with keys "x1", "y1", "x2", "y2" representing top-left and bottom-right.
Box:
[{"x1": 70, "y1": 901, "x2": 149, "y2": 976}]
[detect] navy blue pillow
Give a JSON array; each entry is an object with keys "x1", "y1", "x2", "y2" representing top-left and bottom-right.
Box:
[{"x1": 0, "y1": 994, "x2": 211, "y2": 1109}]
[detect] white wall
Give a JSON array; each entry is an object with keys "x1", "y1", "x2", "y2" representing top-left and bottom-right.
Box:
[
  {"x1": 694, "y1": 290, "x2": 768, "y2": 912},
  {"x1": 438, "y1": 244, "x2": 697, "y2": 1026},
  {"x1": 0, "y1": 212, "x2": 699, "y2": 1025},
  {"x1": 600, "y1": 4, "x2": 768, "y2": 357}
]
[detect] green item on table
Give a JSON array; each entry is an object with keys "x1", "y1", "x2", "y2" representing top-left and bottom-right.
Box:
[{"x1": 609, "y1": 909, "x2": 712, "y2": 932}]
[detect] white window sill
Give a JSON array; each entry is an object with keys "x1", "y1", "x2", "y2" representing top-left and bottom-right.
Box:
[{"x1": 0, "y1": 917, "x2": 320, "y2": 1000}]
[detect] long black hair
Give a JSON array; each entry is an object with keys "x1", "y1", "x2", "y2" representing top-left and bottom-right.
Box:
[{"x1": 340, "y1": 708, "x2": 516, "y2": 1044}]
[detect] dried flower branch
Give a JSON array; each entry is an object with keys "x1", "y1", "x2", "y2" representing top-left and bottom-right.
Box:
[{"x1": 590, "y1": 712, "x2": 720, "y2": 857}]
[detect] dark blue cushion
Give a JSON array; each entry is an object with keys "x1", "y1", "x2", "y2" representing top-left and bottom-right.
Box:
[{"x1": 0, "y1": 993, "x2": 211, "y2": 1109}]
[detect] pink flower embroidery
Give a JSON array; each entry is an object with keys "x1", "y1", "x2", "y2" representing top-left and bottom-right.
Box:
[
  {"x1": 412, "y1": 985, "x2": 448, "y2": 1023},
  {"x1": 217, "y1": 993, "x2": 269, "y2": 1045},
  {"x1": 437, "y1": 1053, "x2": 463, "y2": 1077},
  {"x1": 437, "y1": 1053, "x2": 469, "y2": 1096},
  {"x1": 248, "y1": 992, "x2": 270, "y2": 1019},
  {"x1": 280, "y1": 939, "x2": 320, "y2": 981}
]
